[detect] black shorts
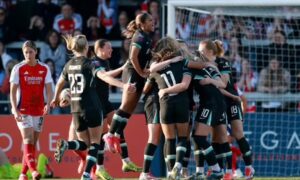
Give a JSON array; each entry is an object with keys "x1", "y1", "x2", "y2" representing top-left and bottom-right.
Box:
[
  {"x1": 122, "y1": 66, "x2": 146, "y2": 92},
  {"x1": 195, "y1": 106, "x2": 227, "y2": 127},
  {"x1": 226, "y1": 102, "x2": 243, "y2": 123},
  {"x1": 102, "y1": 100, "x2": 114, "y2": 118},
  {"x1": 160, "y1": 98, "x2": 189, "y2": 124},
  {"x1": 144, "y1": 96, "x2": 160, "y2": 124},
  {"x1": 72, "y1": 110, "x2": 102, "y2": 132}
]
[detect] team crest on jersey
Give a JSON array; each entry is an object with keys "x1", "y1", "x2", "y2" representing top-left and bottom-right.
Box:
[
  {"x1": 24, "y1": 71, "x2": 29, "y2": 75},
  {"x1": 92, "y1": 60, "x2": 100, "y2": 66},
  {"x1": 137, "y1": 33, "x2": 144, "y2": 42},
  {"x1": 39, "y1": 71, "x2": 44, "y2": 74}
]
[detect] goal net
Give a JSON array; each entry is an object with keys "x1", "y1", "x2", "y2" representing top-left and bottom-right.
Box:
[{"x1": 165, "y1": 0, "x2": 300, "y2": 177}]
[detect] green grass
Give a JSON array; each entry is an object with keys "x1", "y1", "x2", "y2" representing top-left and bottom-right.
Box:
[{"x1": 33, "y1": 178, "x2": 300, "y2": 180}]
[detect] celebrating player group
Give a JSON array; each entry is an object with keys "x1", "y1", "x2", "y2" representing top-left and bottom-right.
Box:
[{"x1": 10, "y1": 12, "x2": 255, "y2": 180}]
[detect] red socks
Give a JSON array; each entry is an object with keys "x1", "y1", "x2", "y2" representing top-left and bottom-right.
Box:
[{"x1": 23, "y1": 144, "x2": 37, "y2": 172}]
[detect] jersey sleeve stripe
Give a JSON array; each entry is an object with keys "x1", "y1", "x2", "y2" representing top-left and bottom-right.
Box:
[
  {"x1": 194, "y1": 75, "x2": 204, "y2": 80},
  {"x1": 95, "y1": 67, "x2": 105, "y2": 71},
  {"x1": 183, "y1": 72, "x2": 192, "y2": 76},
  {"x1": 132, "y1": 43, "x2": 142, "y2": 49},
  {"x1": 220, "y1": 70, "x2": 231, "y2": 74}
]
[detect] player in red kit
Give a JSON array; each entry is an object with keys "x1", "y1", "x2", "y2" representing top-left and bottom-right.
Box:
[{"x1": 10, "y1": 41, "x2": 53, "y2": 180}]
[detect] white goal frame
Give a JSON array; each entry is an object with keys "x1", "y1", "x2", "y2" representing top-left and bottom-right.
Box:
[{"x1": 167, "y1": 0, "x2": 300, "y2": 37}]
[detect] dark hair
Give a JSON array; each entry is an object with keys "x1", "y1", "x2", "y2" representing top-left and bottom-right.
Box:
[
  {"x1": 45, "y1": 29, "x2": 61, "y2": 46},
  {"x1": 274, "y1": 30, "x2": 286, "y2": 37},
  {"x1": 44, "y1": 58, "x2": 57, "y2": 84},
  {"x1": 94, "y1": 39, "x2": 109, "y2": 51},
  {"x1": 152, "y1": 36, "x2": 181, "y2": 62},
  {"x1": 123, "y1": 13, "x2": 151, "y2": 39}
]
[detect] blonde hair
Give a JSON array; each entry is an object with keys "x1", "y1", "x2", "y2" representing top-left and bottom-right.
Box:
[
  {"x1": 63, "y1": 34, "x2": 88, "y2": 53},
  {"x1": 152, "y1": 36, "x2": 181, "y2": 62},
  {"x1": 213, "y1": 39, "x2": 225, "y2": 57},
  {"x1": 200, "y1": 39, "x2": 223, "y2": 57},
  {"x1": 22, "y1": 40, "x2": 37, "y2": 52}
]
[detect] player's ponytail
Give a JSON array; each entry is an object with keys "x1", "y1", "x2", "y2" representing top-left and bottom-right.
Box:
[
  {"x1": 123, "y1": 13, "x2": 151, "y2": 39},
  {"x1": 63, "y1": 34, "x2": 88, "y2": 54},
  {"x1": 214, "y1": 39, "x2": 225, "y2": 57},
  {"x1": 123, "y1": 20, "x2": 137, "y2": 39}
]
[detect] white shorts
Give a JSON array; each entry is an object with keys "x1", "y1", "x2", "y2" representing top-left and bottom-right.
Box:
[{"x1": 17, "y1": 115, "x2": 44, "y2": 132}]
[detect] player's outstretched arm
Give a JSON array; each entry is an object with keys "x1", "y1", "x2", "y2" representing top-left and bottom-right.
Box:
[{"x1": 149, "y1": 56, "x2": 183, "y2": 73}]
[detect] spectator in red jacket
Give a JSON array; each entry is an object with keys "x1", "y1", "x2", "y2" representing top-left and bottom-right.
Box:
[{"x1": 53, "y1": 3, "x2": 82, "y2": 35}]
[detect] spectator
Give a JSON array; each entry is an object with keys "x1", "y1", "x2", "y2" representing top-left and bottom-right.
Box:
[
  {"x1": 108, "y1": 11, "x2": 129, "y2": 40},
  {"x1": 53, "y1": 3, "x2": 82, "y2": 35},
  {"x1": 0, "y1": 59, "x2": 18, "y2": 114},
  {"x1": 257, "y1": 58, "x2": 291, "y2": 111},
  {"x1": 39, "y1": 29, "x2": 67, "y2": 75},
  {"x1": 237, "y1": 59, "x2": 258, "y2": 112},
  {"x1": 140, "y1": 0, "x2": 149, "y2": 13},
  {"x1": 227, "y1": 37, "x2": 243, "y2": 75},
  {"x1": 175, "y1": 10, "x2": 191, "y2": 40},
  {"x1": 148, "y1": 0, "x2": 159, "y2": 29},
  {"x1": 44, "y1": 58, "x2": 61, "y2": 115},
  {"x1": 119, "y1": 38, "x2": 130, "y2": 65},
  {"x1": 26, "y1": 15, "x2": 48, "y2": 41},
  {"x1": 0, "y1": 40, "x2": 12, "y2": 71},
  {"x1": 0, "y1": 7, "x2": 14, "y2": 43},
  {"x1": 0, "y1": 59, "x2": 18, "y2": 95},
  {"x1": 44, "y1": 58, "x2": 57, "y2": 84},
  {"x1": 207, "y1": 15, "x2": 230, "y2": 39},
  {"x1": 237, "y1": 59, "x2": 257, "y2": 92},
  {"x1": 72, "y1": 28, "x2": 82, "y2": 36},
  {"x1": 97, "y1": 0, "x2": 118, "y2": 36},
  {"x1": 35, "y1": 0, "x2": 60, "y2": 30},
  {"x1": 266, "y1": 17, "x2": 293, "y2": 39},
  {"x1": 84, "y1": 16, "x2": 105, "y2": 41},
  {"x1": 263, "y1": 30, "x2": 293, "y2": 69},
  {"x1": 0, "y1": 51, "x2": 5, "y2": 87}
]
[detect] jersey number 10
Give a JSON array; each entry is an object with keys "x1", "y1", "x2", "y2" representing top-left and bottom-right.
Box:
[{"x1": 69, "y1": 73, "x2": 84, "y2": 94}]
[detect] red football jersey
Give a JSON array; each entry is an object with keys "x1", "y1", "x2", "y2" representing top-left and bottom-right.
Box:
[
  {"x1": 58, "y1": 19, "x2": 75, "y2": 34},
  {"x1": 10, "y1": 61, "x2": 53, "y2": 116}
]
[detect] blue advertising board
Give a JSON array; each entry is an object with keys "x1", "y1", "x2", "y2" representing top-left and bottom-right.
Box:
[{"x1": 243, "y1": 113, "x2": 300, "y2": 176}]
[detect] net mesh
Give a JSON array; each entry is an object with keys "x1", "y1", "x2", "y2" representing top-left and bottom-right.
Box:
[{"x1": 173, "y1": 6, "x2": 300, "y2": 177}]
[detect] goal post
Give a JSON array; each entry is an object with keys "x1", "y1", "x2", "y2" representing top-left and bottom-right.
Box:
[{"x1": 167, "y1": 0, "x2": 300, "y2": 37}]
